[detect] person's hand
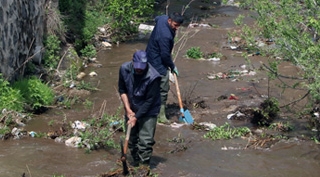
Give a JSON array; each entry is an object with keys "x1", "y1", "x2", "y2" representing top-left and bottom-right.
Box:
[
  {"x1": 172, "y1": 66, "x2": 179, "y2": 76},
  {"x1": 127, "y1": 111, "x2": 135, "y2": 119},
  {"x1": 128, "y1": 115, "x2": 137, "y2": 127}
]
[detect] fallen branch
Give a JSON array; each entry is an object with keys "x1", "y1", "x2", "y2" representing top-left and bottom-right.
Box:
[
  {"x1": 56, "y1": 45, "x2": 71, "y2": 71},
  {"x1": 279, "y1": 90, "x2": 310, "y2": 108}
]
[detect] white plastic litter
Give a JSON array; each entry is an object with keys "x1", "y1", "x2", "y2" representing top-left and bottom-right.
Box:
[
  {"x1": 65, "y1": 136, "x2": 82, "y2": 148},
  {"x1": 230, "y1": 46, "x2": 238, "y2": 50},
  {"x1": 101, "y1": 41, "x2": 112, "y2": 47},
  {"x1": 71, "y1": 120, "x2": 89, "y2": 131},
  {"x1": 207, "y1": 57, "x2": 220, "y2": 61},
  {"x1": 227, "y1": 111, "x2": 245, "y2": 119},
  {"x1": 170, "y1": 122, "x2": 185, "y2": 128},
  {"x1": 89, "y1": 71, "x2": 97, "y2": 77},
  {"x1": 138, "y1": 24, "x2": 154, "y2": 32},
  {"x1": 199, "y1": 122, "x2": 217, "y2": 130}
]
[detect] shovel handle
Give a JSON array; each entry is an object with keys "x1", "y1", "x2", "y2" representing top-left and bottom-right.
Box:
[
  {"x1": 123, "y1": 124, "x2": 132, "y2": 155},
  {"x1": 174, "y1": 73, "x2": 184, "y2": 113}
]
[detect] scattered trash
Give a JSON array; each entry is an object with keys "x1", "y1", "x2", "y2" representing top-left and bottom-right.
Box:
[
  {"x1": 138, "y1": 24, "x2": 154, "y2": 32},
  {"x1": 230, "y1": 46, "x2": 238, "y2": 50},
  {"x1": 236, "y1": 87, "x2": 251, "y2": 91},
  {"x1": 65, "y1": 136, "x2": 82, "y2": 148},
  {"x1": 110, "y1": 121, "x2": 119, "y2": 127},
  {"x1": 69, "y1": 81, "x2": 75, "y2": 88},
  {"x1": 239, "y1": 64, "x2": 246, "y2": 70},
  {"x1": 89, "y1": 57, "x2": 97, "y2": 63},
  {"x1": 11, "y1": 127, "x2": 20, "y2": 137},
  {"x1": 229, "y1": 94, "x2": 239, "y2": 100},
  {"x1": 221, "y1": 146, "x2": 243, "y2": 150},
  {"x1": 101, "y1": 41, "x2": 112, "y2": 48},
  {"x1": 29, "y1": 131, "x2": 36, "y2": 137},
  {"x1": 207, "y1": 72, "x2": 227, "y2": 80},
  {"x1": 89, "y1": 71, "x2": 98, "y2": 77},
  {"x1": 55, "y1": 95, "x2": 64, "y2": 103},
  {"x1": 15, "y1": 118, "x2": 25, "y2": 127},
  {"x1": 76, "y1": 72, "x2": 86, "y2": 80},
  {"x1": 109, "y1": 121, "x2": 121, "y2": 131},
  {"x1": 170, "y1": 122, "x2": 185, "y2": 128},
  {"x1": 98, "y1": 27, "x2": 106, "y2": 34},
  {"x1": 227, "y1": 110, "x2": 245, "y2": 119},
  {"x1": 188, "y1": 23, "x2": 211, "y2": 28},
  {"x1": 71, "y1": 120, "x2": 89, "y2": 131},
  {"x1": 256, "y1": 41, "x2": 265, "y2": 47},
  {"x1": 207, "y1": 57, "x2": 220, "y2": 61},
  {"x1": 198, "y1": 122, "x2": 217, "y2": 130},
  {"x1": 207, "y1": 68, "x2": 256, "y2": 80},
  {"x1": 231, "y1": 36, "x2": 242, "y2": 43}
]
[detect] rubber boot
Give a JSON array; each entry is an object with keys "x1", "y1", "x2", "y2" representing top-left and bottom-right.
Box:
[{"x1": 157, "y1": 105, "x2": 169, "y2": 124}]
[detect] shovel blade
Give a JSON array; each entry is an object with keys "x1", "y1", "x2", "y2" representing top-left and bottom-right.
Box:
[{"x1": 178, "y1": 109, "x2": 194, "y2": 124}]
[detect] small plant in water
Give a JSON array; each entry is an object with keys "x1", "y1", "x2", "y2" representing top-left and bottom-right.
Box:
[
  {"x1": 269, "y1": 121, "x2": 293, "y2": 132},
  {"x1": 204, "y1": 122, "x2": 251, "y2": 140},
  {"x1": 186, "y1": 46, "x2": 203, "y2": 59},
  {"x1": 83, "y1": 99, "x2": 93, "y2": 110},
  {"x1": 48, "y1": 120, "x2": 55, "y2": 126}
]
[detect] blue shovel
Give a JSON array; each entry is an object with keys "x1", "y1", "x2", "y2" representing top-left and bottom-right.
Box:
[{"x1": 174, "y1": 73, "x2": 194, "y2": 124}]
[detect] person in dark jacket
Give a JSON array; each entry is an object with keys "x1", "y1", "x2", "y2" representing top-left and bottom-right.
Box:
[
  {"x1": 118, "y1": 50, "x2": 161, "y2": 167},
  {"x1": 146, "y1": 12, "x2": 184, "y2": 123}
]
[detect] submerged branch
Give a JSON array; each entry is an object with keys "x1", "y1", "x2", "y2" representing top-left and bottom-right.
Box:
[{"x1": 280, "y1": 90, "x2": 310, "y2": 108}]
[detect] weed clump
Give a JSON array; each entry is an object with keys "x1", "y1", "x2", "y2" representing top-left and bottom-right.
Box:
[
  {"x1": 251, "y1": 97, "x2": 280, "y2": 126},
  {"x1": 0, "y1": 75, "x2": 24, "y2": 112},
  {"x1": 204, "y1": 122, "x2": 251, "y2": 140},
  {"x1": 186, "y1": 47, "x2": 203, "y2": 59},
  {"x1": 12, "y1": 77, "x2": 54, "y2": 113}
]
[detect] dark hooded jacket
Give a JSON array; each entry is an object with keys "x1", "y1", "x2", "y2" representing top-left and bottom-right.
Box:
[
  {"x1": 146, "y1": 15, "x2": 176, "y2": 76},
  {"x1": 118, "y1": 62, "x2": 161, "y2": 118}
]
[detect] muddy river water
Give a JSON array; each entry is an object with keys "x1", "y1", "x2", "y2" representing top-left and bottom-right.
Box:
[{"x1": 1, "y1": 2, "x2": 320, "y2": 177}]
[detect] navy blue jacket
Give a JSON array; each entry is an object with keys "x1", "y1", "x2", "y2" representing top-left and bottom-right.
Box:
[
  {"x1": 146, "y1": 15, "x2": 176, "y2": 76},
  {"x1": 118, "y1": 62, "x2": 161, "y2": 118}
]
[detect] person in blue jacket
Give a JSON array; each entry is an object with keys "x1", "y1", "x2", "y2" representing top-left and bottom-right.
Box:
[
  {"x1": 118, "y1": 50, "x2": 161, "y2": 167},
  {"x1": 146, "y1": 12, "x2": 184, "y2": 123}
]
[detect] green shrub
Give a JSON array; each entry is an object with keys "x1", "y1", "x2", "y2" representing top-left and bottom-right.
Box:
[
  {"x1": 204, "y1": 122, "x2": 251, "y2": 140},
  {"x1": 0, "y1": 75, "x2": 24, "y2": 112},
  {"x1": 43, "y1": 35, "x2": 61, "y2": 68},
  {"x1": 59, "y1": 0, "x2": 154, "y2": 47},
  {"x1": 104, "y1": 0, "x2": 154, "y2": 41},
  {"x1": 186, "y1": 47, "x2": 203, "y2": 59},
  {"x1": 0, "y1": 126, "x2": 11, "y2": 135},
  {"x1": 12, "y1": 77, "x2": 55, "y2": 111},
  {"x1": 80, "y1": 44, "x2": 96, "y2": 58}
]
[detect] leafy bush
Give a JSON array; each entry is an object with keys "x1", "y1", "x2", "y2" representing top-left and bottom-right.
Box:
[
  {"x1": 186, "y1": 47, "x2": 203, "y2": 59},
  {"x1": 43, "y1": 35, "x2": 61, "y2": 68},
  {"x1": 59, "y1": 0, "x2": 154, "y2": 50},
  {"x1": 234, "y1": 0, "x2": 320, "y2": 101},
  {"x1": 104, "y1": 0, "x2": 154, "y2": 41},
  {"x1": 80, "y1": 44, "x2": 96, "y2": 58},
  {"x1": 0, "y1": 75, "x2": 24, "y2": 112},
  {"x1": 12, "y1": 77, "x2": 55, "y2": 111}
]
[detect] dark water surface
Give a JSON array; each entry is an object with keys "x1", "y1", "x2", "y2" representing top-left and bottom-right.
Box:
[{"x1": 1, "y1": 2, "x2": 320, "y2": 177}]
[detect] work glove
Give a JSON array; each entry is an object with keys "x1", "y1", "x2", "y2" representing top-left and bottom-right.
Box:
[{"x1": 172, "y1": 66, "x2": 179, "y2": 76}]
